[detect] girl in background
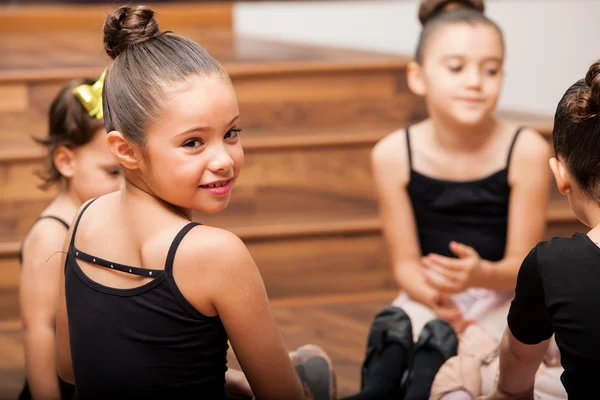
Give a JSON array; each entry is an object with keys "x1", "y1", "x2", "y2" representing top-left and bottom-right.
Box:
[
  {"x1": 363, "y1": 0, "x2": 551, "y2": 398},
  {"x1": 55, "y1": 6, "x2": 334, "y2": 400},
  {"x1": 19, "y1": 76, "x2": 122, "y2": 400}
]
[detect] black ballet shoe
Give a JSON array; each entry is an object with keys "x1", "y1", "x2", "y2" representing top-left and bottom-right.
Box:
[
  {"x1": 360, "y1": 306, "x2": 414, "y2": 397},
  {"x1": 401, "y1": 319, "x2": 458, "y2": 393},
  {"x1": 413, "y1": 319, "x2": 458, "y2": 361}
]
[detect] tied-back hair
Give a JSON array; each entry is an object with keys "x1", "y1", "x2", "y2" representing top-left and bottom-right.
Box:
[
  {"x1": 35, "y1": 79, "x2": 104, "y2": 190},
  {"x1": 553, "y1": 60, "x2": 600, "y2": 201},
  {"x1": 102, "y1": 5, "x2": 228, "y2": 149},
  {"x1": 415, "y1": 0, "x2": 503, "y2": 64}
]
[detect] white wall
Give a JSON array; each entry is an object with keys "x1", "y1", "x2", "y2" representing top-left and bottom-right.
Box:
[{"x1": 234, "y1": 0, "x2": 600, "y2": 115}]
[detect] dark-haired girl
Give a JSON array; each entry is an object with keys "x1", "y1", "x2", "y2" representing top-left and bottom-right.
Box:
[
  {"x1": 482, "y1": 59, "x2": 600, "y2": 400},
  {"x1": 19, "y1": 77, "x2": 122, "y2": 400},
  {"x1": 54, "y1": 6, "x2": 334, "y2": 400},
  {"x1": 361, "y1": 0, "x2": 551, "y2": 398}
]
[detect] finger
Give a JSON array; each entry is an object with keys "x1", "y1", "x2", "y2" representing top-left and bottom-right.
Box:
[
  {"x1": 449, "y1": 241, "x2": 477, "y2": 259},
  {"x1": 425, "y1": 264, "x2": 462, "y2": 283},
  {"x1": 423, "y1": 254, "x2": 465, "y2": 271},
  {"x1": 426, "y1": 274, "x2": 463, "y2": 294}
]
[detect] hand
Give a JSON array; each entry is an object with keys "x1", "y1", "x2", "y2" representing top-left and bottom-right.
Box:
[
  {"x1": 423, "y1": 241, "x2": 482, "y2": 294},
  {"x1": 432, "y1": 293, "x2": 471, "y2": 333}
]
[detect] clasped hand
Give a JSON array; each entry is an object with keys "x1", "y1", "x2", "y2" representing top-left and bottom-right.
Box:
[{"x1": 422, "y1": 241, "x2": 482, "y2": 294}]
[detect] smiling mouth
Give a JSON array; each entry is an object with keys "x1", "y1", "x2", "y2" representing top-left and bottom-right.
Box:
[{"x1": 199, "y1": 180, "x2": 231, "y2": 188}]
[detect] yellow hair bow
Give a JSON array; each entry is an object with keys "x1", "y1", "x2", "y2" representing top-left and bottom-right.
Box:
[{"x1": 72, "y1": 70, "x2": 106, "y2": 120}]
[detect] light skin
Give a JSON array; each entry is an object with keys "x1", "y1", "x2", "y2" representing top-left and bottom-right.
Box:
[
  {"x1": 482, "y1": 155, "x2": 600, "y2": 399},
  {"x1": 55, "y1": 74, "x2": 306, "y2": 400},
  {"x1": 19, "y1": 128, "x2": 122, "y2": 400},
  {"x1": 372, "y1": 22, "x2": 550, "y2": 332}
]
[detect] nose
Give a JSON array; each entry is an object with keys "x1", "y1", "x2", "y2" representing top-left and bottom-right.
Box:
[
  {"x1": 465, "y1": 66, "x2": 482, "y2": 88},
  {"x1": 208, "y1": 149, "x2": 234, "y2": 173}
]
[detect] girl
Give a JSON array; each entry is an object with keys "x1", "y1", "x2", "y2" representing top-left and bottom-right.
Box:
[
  {"x1": 482, "y1": 60, "x2": 600, "y2": 400},
  {"x1": 55, "y1": 6, "x2": 334, "y2": 400},
  {"x1": 366, "y1": 0, "x2": 551, "y2": 398},
  {"x1": 18, "y1": 77, "x2": 123, "y2": 400}
]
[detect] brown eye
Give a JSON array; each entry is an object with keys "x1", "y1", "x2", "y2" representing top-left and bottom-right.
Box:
[
  {"x1": 183, "y1": 139, "x2": 203, "y2": 149},
  {"x1": 225, "y1": 127, "x2": 242, "y2": 140}
]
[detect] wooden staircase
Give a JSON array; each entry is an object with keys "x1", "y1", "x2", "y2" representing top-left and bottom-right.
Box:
[{"x1": 0, "y1": 3, "x2": 585, "y2": 397}]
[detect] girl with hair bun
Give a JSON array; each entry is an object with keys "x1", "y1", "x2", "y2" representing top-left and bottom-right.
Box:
[
  {"x1": 18, "y1": 76, "x2": 122, "y2": 400},
  {"x1": 55, "y1": 5, "x2": 334, "y2": 400},
  {"x1": 479, "y1": 59, "x2": 600, "y2": 400},
  {"x1": 363, "y1": 0, "x2": 552, "y2": 398}
]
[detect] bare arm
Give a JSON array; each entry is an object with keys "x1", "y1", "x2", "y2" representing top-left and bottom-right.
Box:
[
  {"x1": 484, "y1": 245, "x2": 554, "y2": 400},
  {"x1": 56, "y1": 223, "x2": 75, "y2": 384},
  {"x1": 19, "y1": 221, "x2": 69, "y2": 400},
  {"x1": 183, "y1": 229, "x2": 305, "y2": 400},
  {"x1": 371, "y1": 131, "x2": 437, "y2": 307},
  {"x1": 492, "y1": 327, "x2": 550, "y2": 398},
  {"x1": 476, "y1": 129, "x2": 551, "y2": 290}
]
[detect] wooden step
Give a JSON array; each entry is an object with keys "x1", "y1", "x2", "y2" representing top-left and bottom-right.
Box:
[
  {"x1": 0, "y1": 3, "x2": 233, "y2": 34},
  {"x1": 0, "y1": 193, "x2": 582, "y2": 252},
  {"x1": 0, "y1": 131, "x2": 574, "y2": 244},
  {"x1": 0, "y1": 28, "x2": 411, "y2": 79},
  {"x1": 0, "y1": 28, "x2": 424, "y2": 137},
  {"x1": 0, "y1": 197, "x2": 586, "y2": 304}
]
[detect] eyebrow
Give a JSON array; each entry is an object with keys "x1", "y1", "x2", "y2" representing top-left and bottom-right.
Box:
[
  {"x1": 441, "y1": 55, "x2": 503, "y2": 63},
  {"x1": 174, "y1": 114, "x2": 240, "y2": 137}
]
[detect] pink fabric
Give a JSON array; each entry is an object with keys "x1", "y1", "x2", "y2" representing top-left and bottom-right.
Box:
[{"x1": 430, "y1": 325, "x2": 566, "y2": 400}]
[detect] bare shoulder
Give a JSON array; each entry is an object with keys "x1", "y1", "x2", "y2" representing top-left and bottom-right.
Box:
[
  {"x1": 511, "y1": 127, "x2": 551, "y2": 168},
  {"x1": 21, "y1": 219, "x2": 70, "y2": 266},
  {"x1": 372, "y1": 127, "x2": 411, "y2": 183},
  {"x1": 372, "y1": 128, "x2": 406, "y2": 165},
  {"x1": 176, "y1": 225, "x2": 253, "y2": 277},
  {"x1": 508, "y1": 126, "x2": 551, "y2": 186}
]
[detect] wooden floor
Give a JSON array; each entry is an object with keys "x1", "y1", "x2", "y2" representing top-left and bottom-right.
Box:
[{"x1": 0, "y1": 291, "x2": 397, "y2": 399}]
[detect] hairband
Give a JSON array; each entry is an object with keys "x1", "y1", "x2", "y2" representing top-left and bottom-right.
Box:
[{"x1": 72, "y1": 70, "x2": 106, "y2": 120}]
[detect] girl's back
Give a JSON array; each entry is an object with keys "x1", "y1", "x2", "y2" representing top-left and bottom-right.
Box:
[{"x1": 65, "y1": 195, "x2": 229, "y2": 399}]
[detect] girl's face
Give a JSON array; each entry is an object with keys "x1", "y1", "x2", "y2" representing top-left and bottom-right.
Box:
[
  {"x1": 141, "y1": 74, "x2": 243, "y2": 214},
  {"x1": 411, "y1": 23, "x2": 504, "y2": 127},
  {"x1": 69, "y1": 128, "x2": 123, "y2": 201}
]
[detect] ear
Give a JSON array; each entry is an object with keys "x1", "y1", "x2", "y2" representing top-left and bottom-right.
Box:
[
  {"x1": 549, "y1": 156, "x2": 572, "y2": 195},
  {"x1": 53, "y1": 146, "x2": 76, "y2": 178},
  {"x1": 407, "y1": 61, "x2": 427, "y2": 97},
  {"x1": 106, "y1": 131, "x2": 142, "y2": 170}
]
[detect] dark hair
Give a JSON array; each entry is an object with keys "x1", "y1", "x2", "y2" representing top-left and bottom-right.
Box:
[
  {"x1": 102, "y1": 5, "x2": 227, "y2": 148},
  {"x1": 35, "y1": 79, "x2": 105, "y2": 190},
  {"x1": 552, "y1": 60, "x2": 600, "y2": 200},
  {"x1": 415, "y1": 0, "x2": 503, "y2": 64}
]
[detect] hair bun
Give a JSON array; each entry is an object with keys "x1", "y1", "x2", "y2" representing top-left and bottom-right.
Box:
[
  {"x1": 418, "y1": 0, "x2": 485, "y2": 25},
  {"x1": 566, "y1": 60, "x2": 600, "y2": 122},
  {"x1": 103, "y1": 5, "x2": 160, "y2": 60}
]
